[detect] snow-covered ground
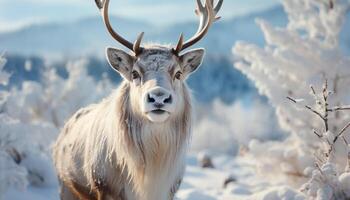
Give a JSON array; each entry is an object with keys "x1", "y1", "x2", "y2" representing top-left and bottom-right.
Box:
[
  {"x1": 178, "y1": 155, "x2": 304, "y2": 200},
  {"x1": 4, "y1": 154, "x2": 305, "y2": 200}
]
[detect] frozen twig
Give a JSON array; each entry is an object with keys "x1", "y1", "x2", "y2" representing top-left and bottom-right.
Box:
[
  {"x1": 313, "y1": 129, "x2": 322, "y2": 138},
  {"x1": 327, "y1": 106, "x2": 350, "y2": 112},
  {"x1": 333, "y1": 121, "x2": 350, "y2": 144},
  {"x1": 342, "y1": 136, "x2": 349, "y2": 146},
  {"x1": 286, "y1": 96, "x2": 325, "y2": 120},
  {"x1": 323, "y1": 80, "x2": 329, "y2": 132},
  {"x1": 310, "y1": 85, "x2": 316, "y2": 95}
]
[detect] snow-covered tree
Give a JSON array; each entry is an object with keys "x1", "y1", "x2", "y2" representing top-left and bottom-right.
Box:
[{"x1": 233, "y1": 0, "x2": 350, "y2": 198}]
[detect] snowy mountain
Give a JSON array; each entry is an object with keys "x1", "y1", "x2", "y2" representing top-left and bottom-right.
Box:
[
  {"x1": 0, "y1": 5, "x2": 287, "y2": 57},
  {"x1": 0, "y1": 16, "x2": 152, "y2": 57}
]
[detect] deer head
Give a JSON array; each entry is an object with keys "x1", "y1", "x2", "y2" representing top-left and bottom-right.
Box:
[{"x1": 95, "y1": 0, "x2": 223, "y2": 123}]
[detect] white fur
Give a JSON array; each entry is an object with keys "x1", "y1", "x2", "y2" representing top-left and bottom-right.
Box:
[{"x1": 53, "y1": 47, "x2": 203, "y2": 200}]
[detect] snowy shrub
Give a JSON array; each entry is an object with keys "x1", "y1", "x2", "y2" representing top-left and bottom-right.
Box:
[
  {"x1": 0, "y1": 56, "x2": 29, "y2": 199},
  {"x1": 0, "y1": 57, "x2": 113, "y2": 198},
  {"x1": 287, "y1": 81, "x2": 350, "y2": 199},
  {"x1": 5, "y1": 59, "x2": 113, "y2": 128}
]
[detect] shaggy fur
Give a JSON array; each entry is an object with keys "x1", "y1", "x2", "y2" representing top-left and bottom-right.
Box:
[{"x1": 53, "y1": 46, "x2": 202, "y2": 200}]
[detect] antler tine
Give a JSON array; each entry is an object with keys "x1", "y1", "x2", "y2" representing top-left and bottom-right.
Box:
[
  {"x1": 196, "y1": 0, "x2": 205, "y2": 10},
  {"x1": 174, "y1": 0, "x2": 222, "y2": 53},
  {"x1": 97, "y1": 0, "x2": 144, "y2": 54},
  {"x1": 213, "y1": 0, "x2": 223, "y2": 21},
  {"x1": 174, "y1": 33, "x2": 184, "y2": 54},
  {"x1": 95, "y1": 0, "x2": 103, "y2": 9},
  {"x1": 195, "y1": 0, "x2": 206, "y2": 35},
  {"x1": 133, "y1": 32, "x2": 144, "y2": 56},
  {"x1": 195, "y1": 0, "x2": 223, "y2": 33}
]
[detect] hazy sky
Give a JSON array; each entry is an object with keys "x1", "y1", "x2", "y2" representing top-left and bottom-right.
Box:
[{"x1": 0, "y1": 0, "x2": 279, "y2": 32}]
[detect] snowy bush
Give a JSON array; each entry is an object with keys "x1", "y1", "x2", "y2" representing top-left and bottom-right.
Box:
[
  {"x1": 288, "y1": 81, "x2": 350, "y2": 199},
  {"x1": 233, "y1": 0, "x2": 350, "y2": 198},
  {"x1": 0, "y1": 56, "x2": 29, "y2": 199},
  {"x1": 5, "y1": 59, "x2": 113, "y2": 127},
  {"x1": 0, "y1": 57, "x2": 113, "y2": 198}
]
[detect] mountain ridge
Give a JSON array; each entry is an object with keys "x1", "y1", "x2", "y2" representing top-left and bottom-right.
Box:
[{"x1": 0, "y1": 5, "x2": 287, "y2": 57}]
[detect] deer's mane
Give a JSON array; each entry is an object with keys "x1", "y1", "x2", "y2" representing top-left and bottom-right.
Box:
[{"x1": 83, "y1": 81, "x2": 192, "y2": 197}]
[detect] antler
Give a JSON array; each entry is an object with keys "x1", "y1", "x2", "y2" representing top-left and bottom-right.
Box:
[
  {"x1": 174, "y1": 0, "x2": 223, "y2": 54},
  {"x1": 95, "y1": 0, "x2": 223, "y2": 56},
  {"x1": 95, "y1": 0, "x2": 144, "y2": 55}
]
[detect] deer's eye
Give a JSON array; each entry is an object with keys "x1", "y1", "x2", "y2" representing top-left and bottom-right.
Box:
[
  {"x1": 132, "y1": 71, "x2": 140, "y2": 80},
  {"x1": 175, "y1": 71, "x2": 182, "y2": 80}
]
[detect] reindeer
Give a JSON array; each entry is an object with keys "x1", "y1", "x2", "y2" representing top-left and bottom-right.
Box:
[{"x1": 53, "y1": 0, "x2": 223, "y2": 199}]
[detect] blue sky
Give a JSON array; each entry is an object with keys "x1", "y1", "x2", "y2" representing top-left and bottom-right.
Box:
[{"x1": 0, "y1": 0, "x2": 279, "y2": 32}]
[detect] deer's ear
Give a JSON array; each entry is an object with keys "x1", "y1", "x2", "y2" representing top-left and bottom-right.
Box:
[
  {"x1": 106, "y1": 47, "x2": 135, "y2": 80},
  {"x1": 180, "y1": 48, "x2": 205, "y2": 77}
]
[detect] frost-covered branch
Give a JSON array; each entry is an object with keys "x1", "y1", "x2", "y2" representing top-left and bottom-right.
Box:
[
  {"x1": 287, "y1": 96, "x2": 325, "y2": 121},
  {"x1": 287, "y1": 81, "x2": 332, "y2": 133},
  {"x1": 328, "y1": 106, "x2": 350, "y2": 112},
  {"x1": 287, "y1": 80, "x2": 350, "y2": 158},
  {"x1": 333, "y1": 121, "x2": 350, "y2": 145}
]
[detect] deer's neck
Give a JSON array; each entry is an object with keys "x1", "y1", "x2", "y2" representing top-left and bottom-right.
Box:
[{"x1": 113, "y1": 81, "x2": 192, "y2": 199}]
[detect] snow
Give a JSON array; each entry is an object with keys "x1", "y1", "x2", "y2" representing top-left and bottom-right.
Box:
[
  {"x1": 5, "y1": 186, "x2": 58, "y2": 200},
  {"x1": 3, "y1": 154, "x2": 305, "y2": 200}
]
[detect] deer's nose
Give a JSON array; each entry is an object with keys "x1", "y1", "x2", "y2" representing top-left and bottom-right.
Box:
[{"x1": 146, "y1": 87, "x2": 172, "y2": 107}]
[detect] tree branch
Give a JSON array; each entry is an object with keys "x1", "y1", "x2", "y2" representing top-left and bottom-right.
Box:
[
  {"x1": 322, "y1": 80, "x2": 329, "y2": 132},
  {"x1": 327, "y1": 106, "x2": 350, "y2": 112},
  {"x1": 333, "y1": 121, "x2": 350, "y2": 144},
  {"x1": 286, "y1": 96, "x2": 325, "y2": 120},
  {"x1": 313, "y1": 129, "x2": 322, "y2": 138}
]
